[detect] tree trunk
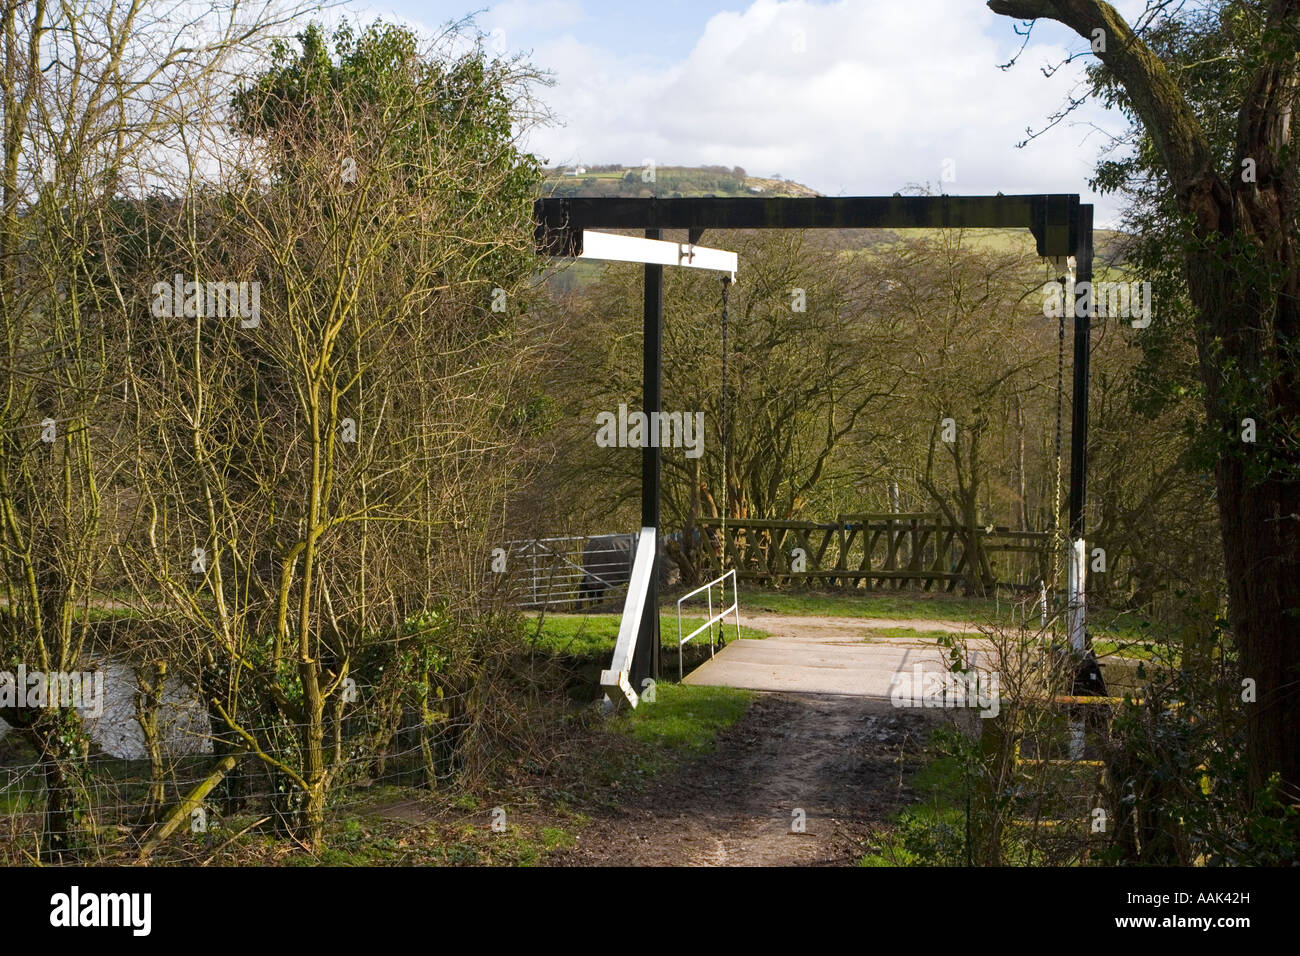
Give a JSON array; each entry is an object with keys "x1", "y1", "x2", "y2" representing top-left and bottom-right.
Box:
[
  {"x1": 134, "y1": 661, "x2": 167, "y2": 818},
  {"x1": 1015, "y1": 394, "x2": 1030, "y2": 531},
  {"x1": 1211, "y1": 454, "x2": 1300, "y2": 797},
  {"x1": 31, "y1": 716, "x2": 85, "y2": 862},
  {"x1": 299, "y1": 674, "x2": 328, "y2": 847},
  {"x1": 1185, "y1": 183, "x2": 1300, "y2": 800},
  {"x1": 987, "y1": 0, "x2": 1300, "y2": 804}
]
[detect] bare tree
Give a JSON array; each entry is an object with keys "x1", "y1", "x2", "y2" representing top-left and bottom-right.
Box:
[
  {"x1": 0, "y1": 0, "x2": 313, "y2": 860},
  {"x1": 117, "y1": 21, "x2": 546, "y2": 847}
]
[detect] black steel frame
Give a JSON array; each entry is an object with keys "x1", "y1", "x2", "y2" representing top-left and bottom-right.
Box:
[{"x1": 535, "y1": 195, "x2": 1094, "y2": 689}]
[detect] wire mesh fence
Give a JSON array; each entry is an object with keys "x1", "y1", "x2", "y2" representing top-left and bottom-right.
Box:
[{"x1": 0, "y1": 696, "x2": 482, "y2": 863}]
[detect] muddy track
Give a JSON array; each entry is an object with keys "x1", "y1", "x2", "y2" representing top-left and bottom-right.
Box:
[{"x1": 554, "y1": 692, "x2": 936, "y2": 866}]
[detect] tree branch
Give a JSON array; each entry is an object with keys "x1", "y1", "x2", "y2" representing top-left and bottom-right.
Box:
[{"x1": 987, "y1": 0, "x2": 1214, "y2": 198}]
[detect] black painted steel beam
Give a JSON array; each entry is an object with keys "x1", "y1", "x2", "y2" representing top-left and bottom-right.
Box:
[
  {"x1": 537, "y1": 191, "x2": 1092, "y2": 678},
  {"x1": 535, "y1": 194, "x2": 1080, "y2": 258}
]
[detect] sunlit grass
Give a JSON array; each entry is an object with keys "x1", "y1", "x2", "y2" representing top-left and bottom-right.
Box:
[
  {"x1": 524, "y1": 612, "x2": 768, "y2": 657},
  {"x1": 609, "y1": 683, "x2": 753, "y2": 755},
  {"x1": 737, "y1": 586, "x2": 1012, "y2": 624}
]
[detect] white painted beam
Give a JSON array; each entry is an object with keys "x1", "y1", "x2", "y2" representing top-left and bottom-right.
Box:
[
  {"x1": 599, "y1": 526, "x2": 657, "y2": 710},
  {"x1": 1068, "y1": 536, "x2": 1087, "y2": 653},
  {"x1": 579, "y1": 230, "x2": 737, "y2": 281}
]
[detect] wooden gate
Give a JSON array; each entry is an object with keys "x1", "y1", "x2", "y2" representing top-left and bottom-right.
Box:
[{"x1": 690, "y1": 514, "x2": 1049, "y2": 592}]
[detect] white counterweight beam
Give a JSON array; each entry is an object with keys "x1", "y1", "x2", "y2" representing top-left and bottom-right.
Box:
[{"x1": 578, "y1": 230, "x2": 737, "y2": 281}]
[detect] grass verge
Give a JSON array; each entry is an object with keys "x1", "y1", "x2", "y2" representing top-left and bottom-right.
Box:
[
  {"x1": 738, "y1": 587, "x2": 1013, "y2": 624},
  {"x1": 525, "y1": 612, "x2": 768, "y2": 657},
  {"x1": 576, "y1": 683, "x2": 755, "y2": 795},
  {"x1": 859, "y1": 745, "x2": 969, "y2": 867}
]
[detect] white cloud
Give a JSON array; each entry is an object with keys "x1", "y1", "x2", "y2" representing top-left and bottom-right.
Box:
[
  {"x1": 518, "y1": 0, "x2": 1126, "y2": 223},
  {"x1": 482, "y1": 0, "x2": 584, "y2": 34}
]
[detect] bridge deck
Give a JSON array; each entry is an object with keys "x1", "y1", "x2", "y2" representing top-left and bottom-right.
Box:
[{"x1": 681, "y1": 613, "x2": 990, "y2": 699}]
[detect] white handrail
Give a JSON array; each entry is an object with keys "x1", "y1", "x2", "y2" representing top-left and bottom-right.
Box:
[
  {"x1": 676, "y1": 569, "x2": 740, "y2": 681},
  {"x1": 599, "y1": 527, "x2": 657, "y2": 709}
]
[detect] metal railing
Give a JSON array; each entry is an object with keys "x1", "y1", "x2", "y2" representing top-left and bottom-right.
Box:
[{"x1": 675, "y1": 569, "x2": 741, "y2": 681}]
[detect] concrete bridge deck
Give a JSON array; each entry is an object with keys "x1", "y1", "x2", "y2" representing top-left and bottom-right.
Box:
[{"x1": 681, "y1": 612, "x2": 993, "y2": 699}]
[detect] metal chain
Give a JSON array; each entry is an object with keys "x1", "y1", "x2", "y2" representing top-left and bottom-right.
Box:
[{"x1": 1049, "y1": 275, "x2": 1067, "y2": 606}]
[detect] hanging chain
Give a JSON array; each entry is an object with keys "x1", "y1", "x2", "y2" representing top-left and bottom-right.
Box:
[
  {"x1": 712, "y1": 277, "x2": 733, "y2": 574},
  {"x1": 1049, "y1": 272, "x2": 1067, "y2": 611},
  {"x1": 720, "y1": 275, "x2": 730, "y2": 571}
]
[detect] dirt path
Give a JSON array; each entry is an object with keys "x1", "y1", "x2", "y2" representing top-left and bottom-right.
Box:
[{"x1": 553, "y1": 692, "x2": 936, "y2": 866}]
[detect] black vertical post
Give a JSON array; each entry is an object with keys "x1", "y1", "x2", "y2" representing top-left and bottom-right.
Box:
[
  {"x1": 1067, "y1": 205, "x2": 1093, "y2": 654},
  {"x1": 633, "y1": 228, "x2": 663, "y2": 690},
  {"x1": 1067, "y1": 205, "x2": 1093, "y2": 541}
]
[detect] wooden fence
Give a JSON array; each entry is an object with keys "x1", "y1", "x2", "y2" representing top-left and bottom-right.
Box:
[{"x1": 688, "y1": 513, "x2": 1051, "y2": 592}]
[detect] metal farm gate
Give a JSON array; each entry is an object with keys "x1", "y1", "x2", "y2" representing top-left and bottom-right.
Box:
[{"x1": 501, "y1": 534, "x2": 633, "y2": 609}]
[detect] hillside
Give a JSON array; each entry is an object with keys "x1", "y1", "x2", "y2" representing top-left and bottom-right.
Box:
[{"x1": 539, "y1": 164, "x2": 821, "y2": 199}]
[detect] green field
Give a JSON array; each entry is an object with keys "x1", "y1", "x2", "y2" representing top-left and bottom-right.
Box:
[
  {"x1": 734, "y1": 586, "x2": 1013, "y2": 624},
  {"x1": 525, "y1": 611, "x2": 768, "y2": 657},
  {"x1": 840, "y1": 226, "x2": 1125, "y2": 257}
]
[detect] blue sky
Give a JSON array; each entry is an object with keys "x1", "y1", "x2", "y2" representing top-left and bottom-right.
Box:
[{"x1": 335, "y1": 1, "x2": 1152, "y2": 226}]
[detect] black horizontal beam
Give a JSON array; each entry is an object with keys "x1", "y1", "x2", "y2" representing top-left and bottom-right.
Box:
[{"x1": 534, "y1": 194, "x2": 1080, "y2": 258}]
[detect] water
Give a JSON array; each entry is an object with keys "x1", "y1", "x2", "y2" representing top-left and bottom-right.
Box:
[{"x1": 0, "y1": 656, "x2": 210, "y2": 759}]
